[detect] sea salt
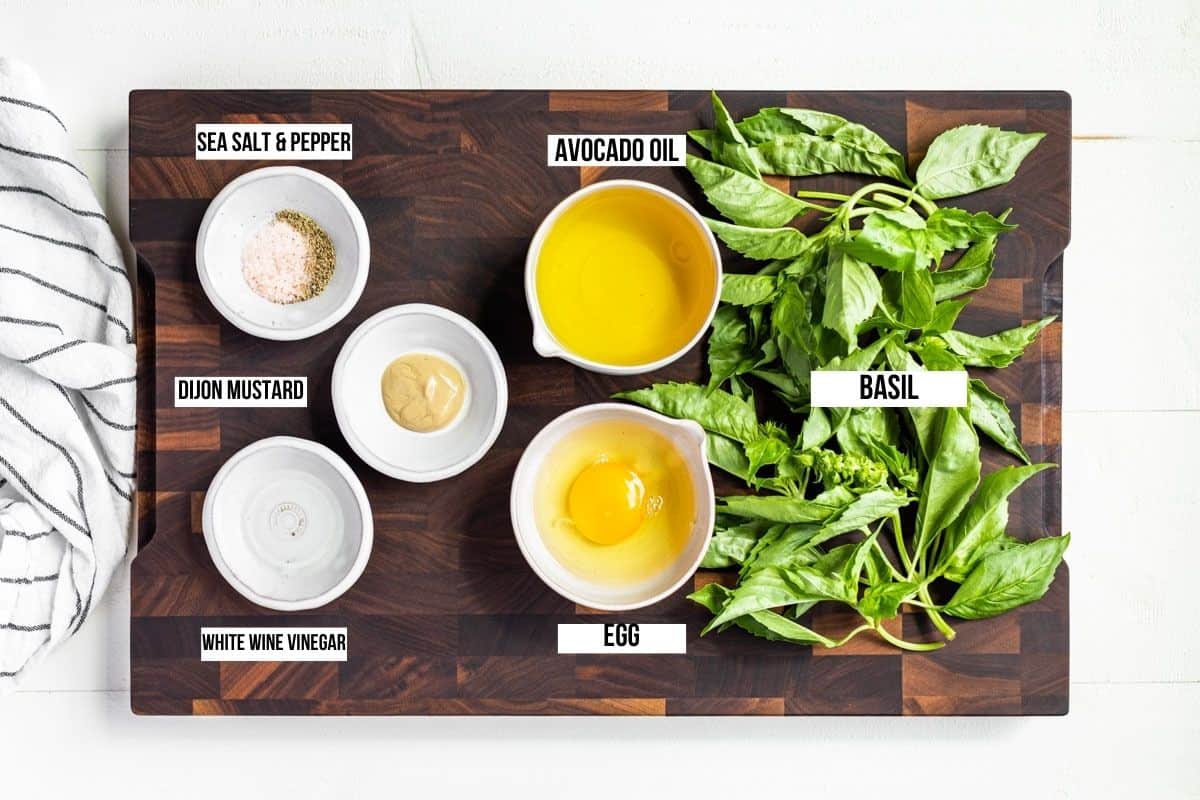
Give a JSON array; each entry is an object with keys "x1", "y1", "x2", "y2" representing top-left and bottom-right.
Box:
[{"x1": 241, "y1": 218, "x2": 316, "y2": 304}]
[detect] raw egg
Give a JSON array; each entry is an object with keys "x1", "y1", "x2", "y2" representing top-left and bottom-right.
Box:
[
  {"x1": 533, "y1": 419, "x2": 694, "y2": 585},
  {"x1": 567, "y1": 461, "x2": 647, "y2": 545}
]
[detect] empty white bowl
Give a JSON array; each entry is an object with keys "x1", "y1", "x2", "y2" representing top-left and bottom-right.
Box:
[
  {"x1": 524, "y1": 179, "x2": 722, "y2": 376},
  {"x1": 510, "y1": 403, "x2": 715, "y2": 611},
  {"x1": 332, "y1": 304, "x2": 508, "y2": 482},
  {"x1": 196, "y1": 166, "x2": 370, "y2": 340},
  {"x1": 202, "y1": 436, "x2": 373, "y2": 611}
]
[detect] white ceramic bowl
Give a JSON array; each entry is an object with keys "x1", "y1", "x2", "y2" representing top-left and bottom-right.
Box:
[
  {"x1": 510, "y1": 403, "x2": 715, "y2": 611},
  {"x1": 524, "y1": 179, "x2": 722, "y2": 376},
  {"x1": 196, "y1": 166, "x2": 370, "y2": 340},
  {"x1": 332, "y1": 303, "x2": 508, "y2": 482},
  {"x1": 202, "y1": 436, "x2": 373, "y2": 611}
]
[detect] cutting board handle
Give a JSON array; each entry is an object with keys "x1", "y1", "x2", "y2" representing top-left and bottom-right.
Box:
[{"x1": 135, "y1": 251, "x2": 156, "y2": 551}]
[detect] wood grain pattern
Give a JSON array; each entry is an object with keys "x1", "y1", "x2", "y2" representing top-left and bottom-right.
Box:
[{"x1": 130, "y1": 90, "x2": 1069, "y2": 716}]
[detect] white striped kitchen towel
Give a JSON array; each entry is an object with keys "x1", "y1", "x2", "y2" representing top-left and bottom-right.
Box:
[{"x1": 0, "y1": 58, "x2": 135, "y2": 691}]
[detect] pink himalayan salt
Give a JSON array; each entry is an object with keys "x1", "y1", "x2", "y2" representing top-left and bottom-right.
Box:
[{"x1": 241, "y1": 219, "x2": 313, "y2": 304}]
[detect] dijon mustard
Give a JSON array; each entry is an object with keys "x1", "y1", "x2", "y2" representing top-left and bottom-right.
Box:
[{"x1": 380, "y1": 353, "x2": 467, "y2": 433}]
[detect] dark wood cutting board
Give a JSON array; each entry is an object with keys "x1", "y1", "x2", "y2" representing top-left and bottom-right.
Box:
[{"x1": 129, "y1": 90, "x2": 1069, "y2": 716}]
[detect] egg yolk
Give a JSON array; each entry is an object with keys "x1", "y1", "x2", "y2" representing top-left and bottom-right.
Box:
[{"x1": 567, "y1": 462, "x2": 647, "y2": 545}]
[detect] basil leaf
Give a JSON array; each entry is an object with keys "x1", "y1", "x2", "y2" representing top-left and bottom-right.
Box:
[
  {"x1": 822, "y1": 252, "x2": 882, "y2": 346},
  {"x1": 740, "y1": 523, "x2": 823, "y2": 574},
  {"x1": 615, "y1": 382, "x2": 759, "y2": 443},
  {"x1": 772, "y1": 279, "x2": 821, "y2": 389},
  {"x1": 687, "y1": 155, "x2": 807, "y2": 227},
  {"x1": 812, "y1": 541, "x2": 857, "y2": 575},
  {"x1": 859, "y1": 580, "x2": 919, "y2": 620},
  {"x1": 752, "y1": 134, "x2": 909, "y2": 183},
  {"x1": 836, "y1": 407, "x2": 900, "y2": 455},
  {"x1": 925, "y1": 207, "x2": 1016, "y2": 255},
  {"x1": 702, "y1": 519, "x2": 771, "y2": 568},
  {"x1": 706, "y1": 433, "x2": 752, "y2": 481},
  {"x1": 721, "y1": 273, "x2": 779, "y2": 307},
  {"x1": 844, "y1": 208, "x2": 933, "y2": 271},
  {"x1": 779, "y1": 243, "x2": 828, "y2": 278},
  {"x1": 968, "y1": 378, "x2": 1031, "y2": 463},
  {"x1": 908, "y1": 337, "x2": 965, "y2": 371},
  {"x1": 936, "y1": 463, "x2": 1054, "y2": 582},
  {"x1": 751, "y1": 368, "x2": 803, "y2": 409},
  {"x1": 799, "y1": 406, "x2": 835, "y2": 450},
  {"x1": 969, "y1": 533, "x2": 1024, "y2": 564},
  {"x1": 719, "y1": 491, "x2": 851, "y2": 524},
  {"x1": 703, "y1": 565, "x2": 844, "y2": 632},
  {"x1": 860, "y1": 436, "x2": 919, "y2": 491},
  {"x1": 942, "y1": 534, "x2": 1070, "y2": 619},
  {"x1": 707, "y1": 218, "x2": 811, "y2": 260},
  {"x1": 744, "y1": 435, "x2": 791, "y2": 484},
  {"x1": 708, "y1": 90, "x2": 762, "y2": 179},
  {"x1": 831, "y1": 532, "x2": 878, "y2": 592},
  {"x1": 734, "y1": 107, "x2": 910, "y2": 184},
  {"x1": 783, "y1": 564, "x2": 857, "y2": 604},
  {"x1": 688, "y1": 581, "x2": 729, "y2": 613},
  {"x1": 823, "y1": 331, "x2": 894, "y2": 371},
  {"x1": 733, "y1": 608, "x2": 834, "y2": 646},
  {"x1": 882, "y1": 342, "x2": 940, "y2": 460},
  {"x1": 914, "y1": 408, "x2": 980, "y2": 553},
  {"x1": 715, "y1": 272, "x2": 782, "y2": 307},
  {"x1": 915, "y1": 125, "x2": 1045, "y2": 200},
  {"x1": 690, "y1": 584, "x2": 834, "y2": 646},
  {"x1": 941, "y1": 315, "x2": 1056, "y2": 368},
  {"x1": 707, "y1": 306, "x2": 759, "y2": 389},
  {"x1": 815, "y1": 487, "x2": 912, "y2": 544},
  {"x1": 928, "y1": 298, "x2": 969, "y2": 333},
  {"x1": 931, "y1": 236, "x2": 996, "y2": 301},
  {"x1": 878, "y1": 267, "x2": 935, "y2": 330},
  {"x1": 689, "y1": 129, "x2": 773, "y2": 175}
]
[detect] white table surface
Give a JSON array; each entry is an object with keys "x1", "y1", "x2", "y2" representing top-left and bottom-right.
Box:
[{"x1": 2, "y1": 1, "x2": 1198, "y2": 797}]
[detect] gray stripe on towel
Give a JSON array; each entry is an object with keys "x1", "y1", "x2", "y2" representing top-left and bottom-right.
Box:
[
  {"x1": 0, "y1": 140, "x2": 86, "y2": 178},
  {"x1": 0, "y1": 267, "x2": 133, "y2": 342},
  {"x1": 0, "y1": 574, "x2": 58, "y2": 584},
  {"x1": 0, "y1": 221, "x2": 127, "y2": 281},
  {"x1": 0, "y1": 95, "x2": 67, "y2": 130},
  {"x1": 0, "y1": 185, "x2": 103, "y2": 218}
]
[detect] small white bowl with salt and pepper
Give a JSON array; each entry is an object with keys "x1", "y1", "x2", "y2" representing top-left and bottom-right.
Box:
[{"x1": 196, "y1": 166, "x2": 369, "y2": 341}]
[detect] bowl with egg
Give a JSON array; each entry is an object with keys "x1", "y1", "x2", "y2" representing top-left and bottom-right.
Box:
[
  {"x1": 196, "y1": 165, "x2": 370, "y2": 341},
  {"x1": 510, "y1": 403, "x2": 715, "y2": 611},
  {"x1": 525, "y1": 180, "x2": 722, "y2": 375},
  {"x1": 332, "y1": 303, "x2": 508, "y2": 482}
]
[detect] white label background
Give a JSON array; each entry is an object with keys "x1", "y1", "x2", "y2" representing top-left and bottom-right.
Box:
[
  {"x1": 200, "y1": 627, "x2": 348, "y2": 662},
  {"x1": 195, "y1": 123, "x2": 353, "y2": 160},
  {"x1": 174, "y1": 377, "x2": 307, "y2": 408},
  {"x1": 810, "y1": 370, "x2": 968, "y2": 408},
  {"x1": 557, "y1": 623, "x2": 687, "y2": 654},
  {"x1": 546, "y1": 134, "x2": 687, "y2": 166}
]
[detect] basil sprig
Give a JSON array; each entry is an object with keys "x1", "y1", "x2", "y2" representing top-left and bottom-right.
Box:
[{"x1": 616, "y1": 92, "x2": 1066, "y2": 652}]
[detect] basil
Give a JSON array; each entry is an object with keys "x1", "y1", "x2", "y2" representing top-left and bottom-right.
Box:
[
  {"x1": 693, "y1": 105, "x2": 910, "y2": 184},
  {"x1": 617, "y1": 94, "x2": 1062, "y2": 652},
  {"x1": 942, "y1": 534, "x2": 1070, "y2": 619},
  {"x1": 687, "y1": 155, "x2": 807, "y2": 228},
  {"x1": 915, "y1": 124, "x2": 1045, "y2": 199},
  {"x1": 707, "y1": 218, "x2": 811, "y2": 260}
]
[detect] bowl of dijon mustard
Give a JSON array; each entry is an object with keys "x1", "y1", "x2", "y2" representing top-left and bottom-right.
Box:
[{"x1": 332, "y1": 304, "x2": 508, "y2": 482}]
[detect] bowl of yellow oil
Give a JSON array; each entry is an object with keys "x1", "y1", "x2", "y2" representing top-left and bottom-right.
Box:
[
  {"x1": 526, "y1": 180, "x2": 722, "y2": 375},
  {"x1": 510, "y1": 403, "x2": 715, "y2": 610}
]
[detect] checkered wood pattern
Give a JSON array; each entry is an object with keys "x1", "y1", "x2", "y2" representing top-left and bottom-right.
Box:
[{"x1": 130, "y1": 90, "x2": 1068, "y2": 715}]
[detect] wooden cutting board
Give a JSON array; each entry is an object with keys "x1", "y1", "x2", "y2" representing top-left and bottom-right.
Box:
[{"x1": 129, "y1": 90, "x2": 1069, "y2": 716}]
